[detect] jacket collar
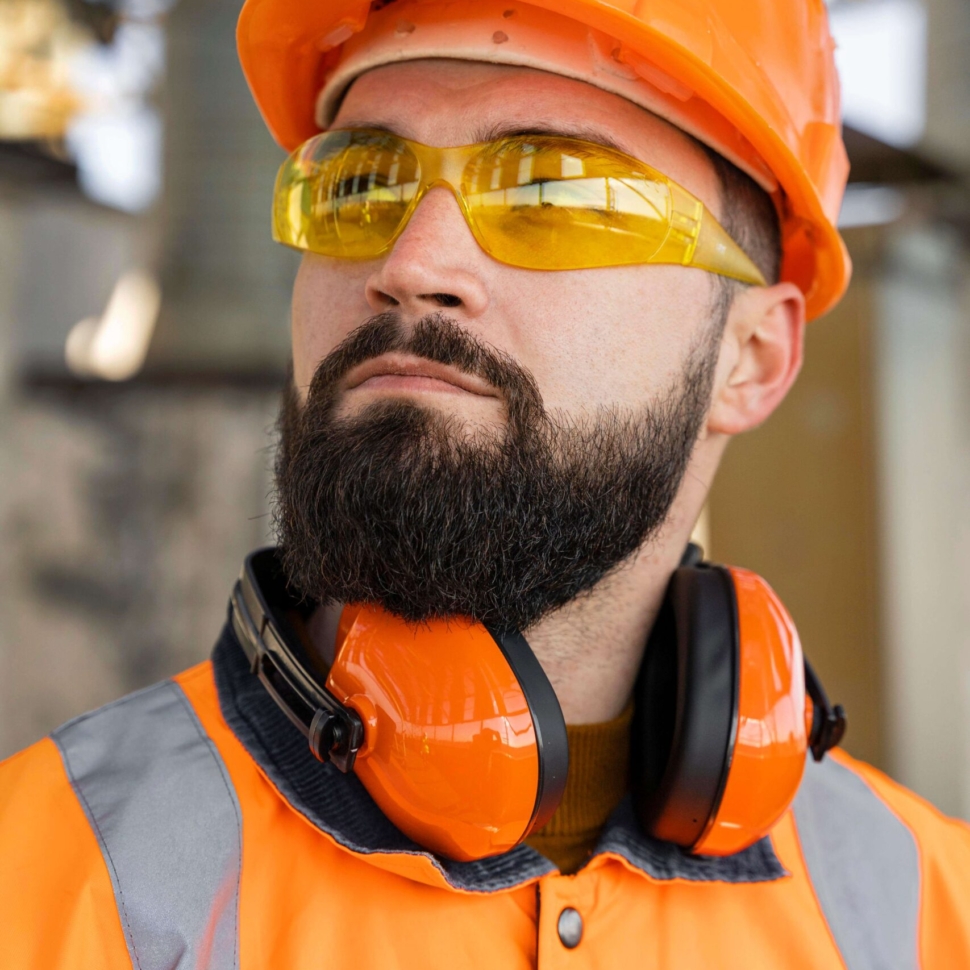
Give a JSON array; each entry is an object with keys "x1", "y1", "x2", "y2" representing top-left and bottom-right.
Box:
[{"x1": 212, "y1": 615, "x2": 786, "y2": 892}]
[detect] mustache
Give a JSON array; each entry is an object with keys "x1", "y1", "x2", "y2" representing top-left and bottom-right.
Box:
[{"x1": 303, "y1": 312, "x2": 544, "y2": 426}]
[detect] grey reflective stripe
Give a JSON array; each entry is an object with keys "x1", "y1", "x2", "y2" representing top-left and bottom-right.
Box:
[
  {"x1": 53, "y1": 680, "x2": 242, "y2": 970},
  {"x1": 793, "y1": 756, "x2": 920, "y2": 970}
]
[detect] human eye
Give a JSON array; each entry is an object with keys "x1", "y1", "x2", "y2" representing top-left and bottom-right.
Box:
[{"x1": 332, "y1": 170, "x2": 391, "y2": 198}]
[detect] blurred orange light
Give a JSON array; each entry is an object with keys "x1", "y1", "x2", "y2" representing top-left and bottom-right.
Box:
[{"x1": 0, "y1": 0, "x2": 94, "y2": 141}]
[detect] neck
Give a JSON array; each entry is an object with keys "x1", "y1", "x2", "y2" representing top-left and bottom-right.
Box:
[{"x1": 523, "y1": 519, "x2": 693, "y2": 725}]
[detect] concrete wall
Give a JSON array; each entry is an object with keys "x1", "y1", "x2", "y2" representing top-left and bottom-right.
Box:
[{"x1": 0, "y1": 382, "x2": 277, "y2": 759}]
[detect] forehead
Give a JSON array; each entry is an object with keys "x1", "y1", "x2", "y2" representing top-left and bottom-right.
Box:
[{"x1": 333, "y1": 59, "x2": 721, "y2": 213}]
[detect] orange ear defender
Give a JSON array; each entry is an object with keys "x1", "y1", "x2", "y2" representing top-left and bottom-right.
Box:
[
  {"x1": 231, "y1": 549, "x2": 569, "y2": 861},
  {"x1": 231, "y1": 547, "x2": 845, "y2": 862},
  {"x1": 632, "y1": 545, "x2": 846, "y2": 856}
]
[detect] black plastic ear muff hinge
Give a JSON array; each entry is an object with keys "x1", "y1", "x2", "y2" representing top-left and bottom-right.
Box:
[
  {"x1": 230, "y1": 550, "x2": 364, "y2": 773},
  {"x1": 804, "y1": 659, "x2": 847, "y2": 762}
]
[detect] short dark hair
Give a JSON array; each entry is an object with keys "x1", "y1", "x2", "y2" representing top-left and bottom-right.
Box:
[{"x1": 699, "y1": 144, "x2": 782, "y2": 324}]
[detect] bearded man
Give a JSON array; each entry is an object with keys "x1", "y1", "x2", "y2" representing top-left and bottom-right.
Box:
[{"x1": 3, "y1": 1, "x2": 970, "y2": 967}]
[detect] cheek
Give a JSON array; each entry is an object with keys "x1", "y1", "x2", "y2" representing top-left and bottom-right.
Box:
[
  {"x1": 291, "y1": 256, "x2": 371, "y2": 394},
  {"x1": 502, "y1": 266, "x2": 712, "y2": 414}
]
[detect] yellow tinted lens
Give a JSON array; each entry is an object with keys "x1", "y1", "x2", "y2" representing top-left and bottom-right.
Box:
[
  {"x1": 462, "y1": 140, "x2": 674, "y2": 270},
  {"x1": 273, "y1": 131, "x2": 421, "y2": 258}
]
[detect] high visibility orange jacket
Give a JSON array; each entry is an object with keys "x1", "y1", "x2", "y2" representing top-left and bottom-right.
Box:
[{"x1": 3, "y1": 618, "x2": 970, "y2": 970}]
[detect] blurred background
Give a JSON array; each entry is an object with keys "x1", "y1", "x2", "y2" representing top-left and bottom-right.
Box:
[{"x1": 0, "y1": 0, "x2": 968, "y2": 821}]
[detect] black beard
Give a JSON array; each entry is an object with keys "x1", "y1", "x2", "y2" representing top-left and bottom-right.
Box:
[{"x1": 274, "y1": 313, "x2": 718, "y2": 631}]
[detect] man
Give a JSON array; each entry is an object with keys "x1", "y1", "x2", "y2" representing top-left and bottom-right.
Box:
[{"x1": 2, "y1": 0, "x2": 970, "y2": 967}]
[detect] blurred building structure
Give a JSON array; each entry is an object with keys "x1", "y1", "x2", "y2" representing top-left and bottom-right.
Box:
[
  {"x1": 1, "y1": 0, "x2": 969, "y2": 829},
  {"x1": 0, "y1": 0, "x2": 291, "y2": 756}
]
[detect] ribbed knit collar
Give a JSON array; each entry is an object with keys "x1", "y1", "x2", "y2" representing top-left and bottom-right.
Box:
[{"x1": 525, "y1": 704, "x2": 633, "y2": 873}]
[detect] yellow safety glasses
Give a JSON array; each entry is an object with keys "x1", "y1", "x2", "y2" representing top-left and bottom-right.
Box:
[{"x1": 272, "y1": 128, "x2": 767, "y2": 286}]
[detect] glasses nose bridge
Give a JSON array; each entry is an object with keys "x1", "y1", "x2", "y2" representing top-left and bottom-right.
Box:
[
  {"x1": 405, "y1": 143, "x2": 477, "y2": 232},
  {"x1": 413, "y1": 142, "x2": 472, "y2": 195}
]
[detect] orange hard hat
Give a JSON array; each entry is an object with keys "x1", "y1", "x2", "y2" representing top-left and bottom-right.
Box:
[{"x1": 237, "y1": 0, "x2": 851, "y2": 319}]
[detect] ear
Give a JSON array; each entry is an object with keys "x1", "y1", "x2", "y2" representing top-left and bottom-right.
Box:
[{"x1": 707, "y1": 282, "x2": 805, "y2": 436}]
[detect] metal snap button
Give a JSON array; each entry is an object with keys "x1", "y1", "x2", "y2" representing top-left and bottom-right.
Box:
[{"x1": 557, "y1": 907, "x2": 583, "y2": 949}]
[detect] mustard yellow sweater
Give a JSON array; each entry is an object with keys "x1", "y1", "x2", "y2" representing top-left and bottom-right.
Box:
[{"x1": 525, "y1": 705, "x2": 632, "y2": 874}]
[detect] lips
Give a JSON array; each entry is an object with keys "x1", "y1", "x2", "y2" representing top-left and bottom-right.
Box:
[{"x1": 342, "y1": 354, "x2": 499, "y2": 398}]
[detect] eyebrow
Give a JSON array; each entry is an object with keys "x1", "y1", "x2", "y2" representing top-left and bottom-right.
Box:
[
  {"x1": 335, "y1": 120, "x2": 630, "y2": 155},
  {"x1": 473, "y1": 121, "x2": 628, "y2": 155}
]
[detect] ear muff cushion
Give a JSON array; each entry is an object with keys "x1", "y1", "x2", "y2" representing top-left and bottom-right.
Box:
[{"x1": 632, "y1": 565, "x2": 740, "y2": 849}]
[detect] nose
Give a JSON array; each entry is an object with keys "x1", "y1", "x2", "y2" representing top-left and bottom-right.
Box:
[{"x1": 364, "y1": 187, "x2": 491, "y2": 319}]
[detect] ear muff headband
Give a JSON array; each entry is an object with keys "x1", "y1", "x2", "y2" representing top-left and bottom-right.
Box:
[
  {"x1": 231, "y1": 550, "x2": 365, "y2": 772},
  {"x1": 805, "y1": 657, "x2": 848, "y2": 762}
]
